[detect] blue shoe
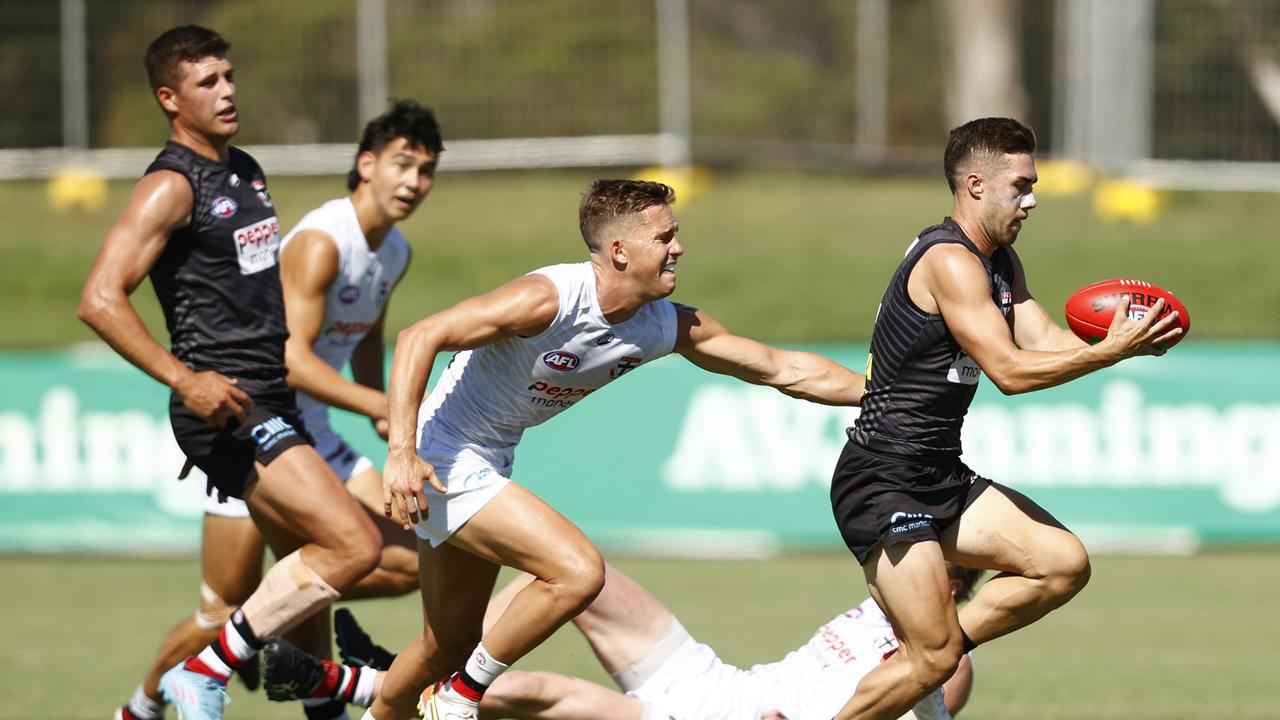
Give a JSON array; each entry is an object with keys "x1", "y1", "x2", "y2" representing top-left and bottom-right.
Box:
[{"x1": 159, "y1": 659, "x2": 230, "y2": 720}]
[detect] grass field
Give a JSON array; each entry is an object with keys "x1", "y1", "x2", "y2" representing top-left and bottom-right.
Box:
[
  {"x1": 2, "y1": 549, "x2": 1274, "y2": 719},
  {"x1": 3, "y1": 169, "x2": 1279, "y2": 347}
]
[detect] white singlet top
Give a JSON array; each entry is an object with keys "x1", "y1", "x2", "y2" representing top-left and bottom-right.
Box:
[
  {"x1": 637, "y1": 597, "x2": 901, "y2": 720},
  {"x1": 417, "y1": 261, "x2": 679, "y2": 469},
  {"x1": 280, "y1": 197, "x2": 410, "y2": 433}
]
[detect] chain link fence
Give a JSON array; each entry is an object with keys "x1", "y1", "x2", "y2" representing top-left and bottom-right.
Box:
[{"x1": 1, "y1": 0, "x2": 1277, "y2": 186}]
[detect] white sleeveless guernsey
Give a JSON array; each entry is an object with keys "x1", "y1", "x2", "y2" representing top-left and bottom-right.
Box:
[
  {"x1": 280, "y1": 197, "x2": 410, "y2": 435},
  {"x1": 419, "y1": 261, "x2": 678, "y2": 466},
  {"x1": 630, "y1": 597, "x2": 906, "y2": 720}
]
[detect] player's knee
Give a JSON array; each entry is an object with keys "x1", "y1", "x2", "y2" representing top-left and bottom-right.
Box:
[
  {"x1": 555, "y1": 548, "x2": 606, "y2": 615},
  {"x1": 379, "y1": 548, "x2": 420, "y2": 596},
  {"x1": 1044, "y1": 539, "x2": 1092, "y2": 602},
  {"x1": 911, "y1": 637, "x2": 965, "y2": 689},
  {"x1": 336, "y1": 524, "x2": 383, "y2": 581}
]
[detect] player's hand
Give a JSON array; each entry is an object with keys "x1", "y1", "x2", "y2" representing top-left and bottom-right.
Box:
[
  {"x1": 383, "y1": 447, "x2": 445, "y2": 531},
  {"x1": 176, "y1": 371, "x2": 253, "y2": 427},
  {"x1": 1101, "y1": 295, "x2": 1181, "y2": 359},
  {"x1": 759, "y1": 711, "x2": 790, "y2": 720},
  {"x1": 372, "y1": 417, "x2": 390, "y2": 441}
]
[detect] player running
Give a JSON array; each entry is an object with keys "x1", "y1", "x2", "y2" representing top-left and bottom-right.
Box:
[
  {"x1": 107, "y1": 98, "x2": 443, "y2": 720},
  {"x1": 827, "y1": 117, "x2": 1181, "y2": 719},
  {"x1": 80, "y1": 25, "x2": 383, "y2": 720},
  {"x1": 366, "y1": 179, "x2": 865, "y2": 720},
  {"x1": 264, "y1": 562, "x2": 982, "y2": 720}
]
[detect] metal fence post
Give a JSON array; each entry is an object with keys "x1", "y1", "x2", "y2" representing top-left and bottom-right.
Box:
[
  {"x1": 356, "y1": 0, "x2": 389, "y2": 129},
  {"x1": 854, "y1": 0, "x2": 889, "y2": 166},
  {"x1": 1057, "y1": 0, "x2": 1153, "y2": 170},
  {"x1": 60, "y1": 0, "x2": 89, "y2": 150},
  {"x1": 656, "y1": 0, "x2": 692, "y2": 167}
]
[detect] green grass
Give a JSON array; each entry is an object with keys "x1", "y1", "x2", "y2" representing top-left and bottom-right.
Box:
[
  {"x1": 2, "y1": 170, "x2": 1278, "y2": 347},
  {"x1": 1, "y1": 550, "x2": 1274, "y2": 719}
]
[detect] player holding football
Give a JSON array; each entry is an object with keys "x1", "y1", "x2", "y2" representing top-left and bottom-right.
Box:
[
  {"x1": 827, "y1": 117, "x2": 1182, "y2": 719},
  {"x1": 80, "y1": 25, "x2": 384, "y2": 720},
  {"x1": 106, "y1": 99, "x2": 442, "y2": 720},
  {"x1": 368, "y1": 179, "x2": 865, "y2": 720},
  {"x1": 264, "y1": 562, "x2": 985, "y2": 720}
]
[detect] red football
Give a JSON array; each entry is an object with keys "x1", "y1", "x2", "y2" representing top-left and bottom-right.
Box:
[{"x1": 1064, "y1": 278, "x2": 1191, "y2": 348}]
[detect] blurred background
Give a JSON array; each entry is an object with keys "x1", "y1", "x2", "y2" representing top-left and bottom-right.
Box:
[{"x1": 1, "y1": 1, "x2": 1277, "y2": 718}]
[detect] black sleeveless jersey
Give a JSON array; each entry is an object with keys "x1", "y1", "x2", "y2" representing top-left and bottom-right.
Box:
[
  {"x1": 849, "y1": 218, "x2": 1015, "y2": 460},
  {"x1": 146, "y1": 141, "x2": 289, "y2": 395}
]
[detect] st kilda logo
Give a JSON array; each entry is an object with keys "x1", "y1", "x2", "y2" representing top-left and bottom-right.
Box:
[{"x1": 542, "y1": 350, "x2": 580, "y2": 372}]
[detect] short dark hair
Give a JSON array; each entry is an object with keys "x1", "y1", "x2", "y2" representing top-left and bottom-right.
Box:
[
  {"x1": 944, "y1": 117, "x2": 1037, "y2": 194},
  {"x1": 347, "y1": 100, "x2": 445, "y2": 191},
  {"x1": 948, "y1": 563, "x2": 986, "y2": 604},
  {"x1": 578, "y1": 179, "x2": 676, "y2": 252},
  {"x1": 144, "y1": 25, "x2": 230, "y2": 91}
]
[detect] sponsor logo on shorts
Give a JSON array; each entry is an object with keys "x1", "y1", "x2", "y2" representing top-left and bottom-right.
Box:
[
  {"x1": 463, "y1": 467, "x2": 494, "y2": 488},
  {"x1": 542, "y1": 350, "x2": 580, "y2": 371},
  {"x1": 211, "y1": 196, "x2": 238, "y2": 218},
  {"x1": 339, "y1": 285, "x2": 361, "y2": 304},
  {"x1": 250, "y1": 416, "x2": 298, "y2": 453},
  {"x1": 888, "y1": 510, "x2": 934, "y2": 534}
]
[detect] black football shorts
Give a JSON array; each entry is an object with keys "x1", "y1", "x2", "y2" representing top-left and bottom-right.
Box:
[
  {"x1": 169, "y1": 389, "x2": 312, "y2": 499},
  {"x1": 830, "y1": 441, "x2": 991, "y2": 564}
]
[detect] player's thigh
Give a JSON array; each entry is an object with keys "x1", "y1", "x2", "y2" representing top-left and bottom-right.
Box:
[
  {"x1": 200, "y1": 513, "x2": 266, "y2": 604},
  {"x1": 572, "y1": 563, "x2": 677, "y2": 674},
  {"x1": 448, "y1": 481, "x2": 602, "y2": 582},
  {"x1": 941, "y1": 482, "x2": 1087, "y2": 578},
  {"x1": 244, "y1": 444, "x2": 379, "y2": 550},
  {"x1": 348, "y1": 466, "x2": 418, "y2": 555},
  {"x1": 863, "y1": 540, "x2": 960, "y2": 650},
  {"x1": 418, "y1": 538, "x2": 501, "y2": 656}
]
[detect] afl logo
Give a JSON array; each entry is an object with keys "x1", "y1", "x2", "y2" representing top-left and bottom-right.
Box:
[
  {"x1": 210, "y1": 196, "x2": 238, "y2": 218},
  {"x1": 542, "y1": 350, "x2": 580, "y2": 372},
  {"x1": 338, "y1": 286, "x2": 361, "y2": 304}
]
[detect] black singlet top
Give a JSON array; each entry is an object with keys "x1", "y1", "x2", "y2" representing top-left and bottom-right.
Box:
[
  {"x1": 146, "y1": 141, "x2": 289, "y2": 395},
  {"x1": 849, "y1": 218, "x2": 1015, "y2": 461}
]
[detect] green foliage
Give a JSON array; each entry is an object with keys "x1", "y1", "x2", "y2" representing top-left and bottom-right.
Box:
[{"x1": 4, "y1": 169, "x2": 1278, "y2": 348}]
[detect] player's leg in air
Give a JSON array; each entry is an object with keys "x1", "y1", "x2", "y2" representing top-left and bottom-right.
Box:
[
  {"x1": 158, "y1": 441, "x2": 383, "y2": 720},
  {"x1": 263, "y1": 562, "x2": 669, "y2": 720},
  {"x1": 116, "y1": 498, "x2": 263, "y2": 720}
]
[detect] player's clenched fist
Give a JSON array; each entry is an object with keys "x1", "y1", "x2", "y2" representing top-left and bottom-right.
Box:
[
  {"x1": 175, "y1": 370, "x2": 253, "y2": 427},
  {"x1": 383, "y1": 447, "x2": 445, "y2": 531}
]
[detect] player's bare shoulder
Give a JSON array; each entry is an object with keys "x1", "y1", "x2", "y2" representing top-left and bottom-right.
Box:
[{"x1": 121, "y1": 169, "x2": 196, "y2": 233}]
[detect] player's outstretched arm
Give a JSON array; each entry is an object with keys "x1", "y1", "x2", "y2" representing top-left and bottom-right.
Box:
[
  {"x1": 78, "y1": 170, "x2": 251, "y2": 427},
  {"x1": 672, "y1": 304, "x2": 865, "y2": 406},
  {"x1": 281, "y1": 229, "x2": 389, "y2": 422},
  {"x1": 383, "y1": 274, "x2": 560, "y2": 527},
  {"x1": 923, "y1": 245, "x2": 1180, "y2": 395}
]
